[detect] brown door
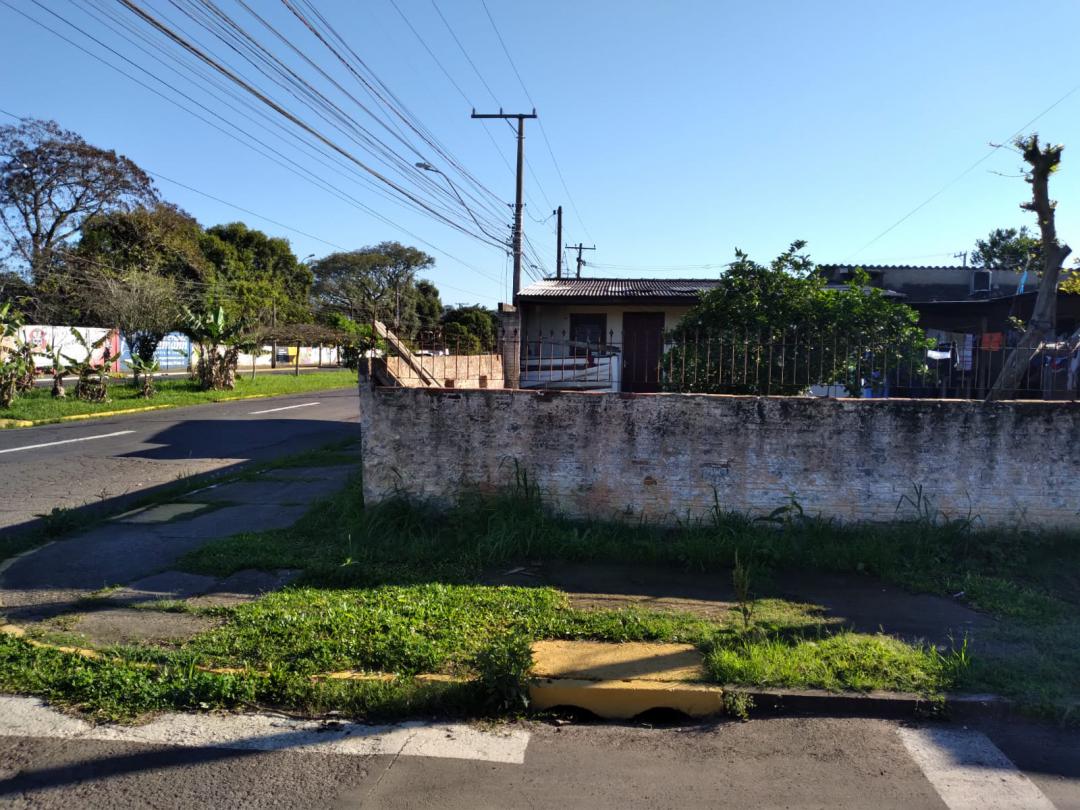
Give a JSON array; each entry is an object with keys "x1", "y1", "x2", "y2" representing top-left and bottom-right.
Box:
[{"x1": 622, "y1": 312, "x2": 665, "y2": 392}]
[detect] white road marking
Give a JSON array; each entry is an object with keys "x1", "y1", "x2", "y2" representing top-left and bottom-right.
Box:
[
  {"x1": 0, "y1": 696, "x2": 530, "y2": 764},
  {"x1": 248, "y1": 402, "x2": 321, "y2": 415},
  {"x1": 898, "y1": 726, "x2": 1056, "y2": 810},
  {"x1": 0, "y1": 430, "x2": 135, "y2": 455}
]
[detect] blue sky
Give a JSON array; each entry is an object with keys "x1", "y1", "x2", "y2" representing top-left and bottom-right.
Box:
[{"x1": 3, "y1": 0, "x2": 1079, "y2": 307}]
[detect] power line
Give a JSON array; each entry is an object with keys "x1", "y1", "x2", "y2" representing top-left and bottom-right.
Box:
[
  {"x1": 479, "y1": 0, "x2": 591, "y2": 240},
  {"x1": 846, "y1": 81, "x2": 1080, "y2": 261}
]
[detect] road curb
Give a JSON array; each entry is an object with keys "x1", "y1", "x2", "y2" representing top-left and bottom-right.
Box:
[{"x1": 0, "y1": 623, "x2": 1015, "y2": 723}]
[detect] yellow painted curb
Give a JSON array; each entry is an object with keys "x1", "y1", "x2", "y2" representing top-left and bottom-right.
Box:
[
  {"x1": 57, "y1": 405, "x2": 172, "y2": 423},
  {"x1": 0, "y1": 419, "x2": 34, "y2": 429},
  {"x1": 529, "y1": 677, "x2": 726, "y2": 719}
]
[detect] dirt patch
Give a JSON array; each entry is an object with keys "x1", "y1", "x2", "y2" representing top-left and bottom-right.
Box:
[
  {"x1": 485, "y1": 561, "x2": 996, "y2": 648},
  {"x1": 64, "y1": 608, "x2": 219, "y2": 647}
]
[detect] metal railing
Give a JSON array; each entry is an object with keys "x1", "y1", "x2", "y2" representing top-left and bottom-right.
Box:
[{"x1": 374, "y1": 327, "x2": 1080, "y2": 400}]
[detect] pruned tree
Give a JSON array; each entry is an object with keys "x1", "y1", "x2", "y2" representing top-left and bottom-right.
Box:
[
  {"x1": 0, "y1": 118, "x2": 157, "y2": 319},
  {"x1": 987, "y1": 135, "x2": 1072, "y2": 400}
]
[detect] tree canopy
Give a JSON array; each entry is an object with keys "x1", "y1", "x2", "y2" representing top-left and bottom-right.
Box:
[
  {"x1": 310, "y1": 241, "x2": 434, "y2": 334},
  {"x1": 0, "y1": 118, "x2": 157, "y2": 287},
  {"x1": 971, "y1": 227, "x2": 1042, "y2": 273},
  {"x1": 666, "y1": 242, "x2": 927, "y2": 394}
]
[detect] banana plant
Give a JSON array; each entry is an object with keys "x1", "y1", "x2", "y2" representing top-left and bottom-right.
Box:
[
  {"x1": 0, "y1": 303, "x2": 31, "y2": 409},
  {"x1": 42, "y1": 344, "x2": 70, "y2": 399},
  {"x1": 125, "y1": 354, "x2": 160, "y2": 398},
  {"x1": 182, "y1": 306, "x2": 248, "y2": 390},
  {"x1": 63, "y1": 329, "x2": 121, "y2": 403}
]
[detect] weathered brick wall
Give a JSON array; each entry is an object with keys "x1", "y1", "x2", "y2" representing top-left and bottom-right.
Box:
[{"x1": 359, "y1": 384, "x2": 1080, "y2": 528}]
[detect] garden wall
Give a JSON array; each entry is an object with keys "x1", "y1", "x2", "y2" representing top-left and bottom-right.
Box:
[
  {"x1": 358, "y1": 383, "x2": 1080, "y2": 528},
  {"x1": 384, "y1": 353, "x2": 504, "y2": 389}
]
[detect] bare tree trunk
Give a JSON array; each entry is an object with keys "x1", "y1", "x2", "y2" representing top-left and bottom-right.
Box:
[{"x1": 987, "y1": 136, "x2": 1072, "y2": 400}]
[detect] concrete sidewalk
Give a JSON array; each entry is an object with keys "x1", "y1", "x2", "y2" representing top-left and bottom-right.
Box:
[{"x1": 0, "y1": 462, "x2": 357, "y2": 642}]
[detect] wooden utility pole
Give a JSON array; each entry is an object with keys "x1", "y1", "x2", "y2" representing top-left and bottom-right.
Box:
[
  {"x1": 555, "y1": 206, "x2": 563, "y2": 278},
  {"x1": 567, "y1": 242, "x2": 596, "y2": 278},
  {"x1": 987, "y1": 135, "x2": 1072, "y2": 400},
  {"x1": 471, "y1": 109, "x2": 537, "y2": 300}
]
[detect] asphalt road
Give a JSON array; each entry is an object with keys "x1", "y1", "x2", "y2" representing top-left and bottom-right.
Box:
[
  {"x1": 0, "y1": 705, "x2": 1077, "y2": 809},
  {"x1": 0, "y1": 386, "x2": 361, "y2": 537}
]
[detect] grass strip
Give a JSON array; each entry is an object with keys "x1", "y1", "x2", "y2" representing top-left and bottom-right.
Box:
[{"x1": 0, "y1": 370, "x2": 356, "y2": 424}]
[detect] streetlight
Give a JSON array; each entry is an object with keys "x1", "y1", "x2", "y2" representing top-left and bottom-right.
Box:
[{"x1": 414, "y1": 162, "x2": 503, "y2": 243}]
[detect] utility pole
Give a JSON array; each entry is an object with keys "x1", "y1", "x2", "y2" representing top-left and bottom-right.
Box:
[
  {"x1": 566, "y1": 242, "x2": 596, "y2": 278},
  {"x1": 471, "y1": 108, "x2": 537, "y2": 300},
  {"x1": 954, "y1": 251, "x2": 968, "y2": 268},
  {"x1": 555, "y1": 206, "x2": 563, "y2": 279}
]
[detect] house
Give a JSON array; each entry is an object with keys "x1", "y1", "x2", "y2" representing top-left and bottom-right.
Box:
[{"x1": 514, "y1": 277, "x2": 723, "y2": 392}]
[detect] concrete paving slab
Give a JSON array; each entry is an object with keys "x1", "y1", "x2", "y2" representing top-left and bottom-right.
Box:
[
  {"x1": 261, "y1": 464, "x2": 359, "y2": 482},
  {"x1": 531, "y1": 640, "x2": 706, "y2": 682},
  {"x1": 107, "y1": 571, "x2": 218, "y2": 605},
  {"x1": 184, "y1": 478, "x2": 347, "y2": 507},
  {"x1": 67, "y1": 608, "x2": 218, "y2": 647},
  {"x1": 186, "y1": 568, "x2": 301, "y2": 607},
  {"x1": 112, "y1": 503, "x2": 210, "y2": 524},
  {"x1": 154, "y1": 505, "x2": 308, "y2": 539}
]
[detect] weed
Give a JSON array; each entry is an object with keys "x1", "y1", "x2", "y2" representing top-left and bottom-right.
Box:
[
  {"x1": 722, "y1": 689, "x2": 754, "y2": 721},
  {"x1": 472, "y1": 633, "x2": 534, "y2": 713},
  {"x1": 732, "y1": 550, "x2": 755, "y2": 633}
]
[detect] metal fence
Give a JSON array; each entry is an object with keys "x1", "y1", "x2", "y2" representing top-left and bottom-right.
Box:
[{"x1": 375, "y1": 328, "x2": 1080, "y2": 400}]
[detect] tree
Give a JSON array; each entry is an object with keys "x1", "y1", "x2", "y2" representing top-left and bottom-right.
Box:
[
  {"x1": 310, "y1": 242, "x2": 434, "y2": 335},
  {"x1": 971, "y1": 227, "x2": 1042, "y2": 273},
  {"x1": 89, "y1": 271, "x2": 180, "y2": 376},
  {"x1": 415, "y1": 280, "x2": 443, "y2": 333},
  {"x1": 199, "y1": 222, "x2": 311, "y2": 326},
  {"x1": 987, "y1": 135, "x2": 1072, "y2": 400},
  {"x1": 441, "y1": 305, "x2": 499, "y2": 350},
  {"x1": 77, "y1": 203, "x2": 208, "y2": 285},
  {"x1": 665, "y1": 242, "x2": 928, "y2": 395},
  {"x1": 0, "y1": 118, "x2": 157, "y2": 315}
]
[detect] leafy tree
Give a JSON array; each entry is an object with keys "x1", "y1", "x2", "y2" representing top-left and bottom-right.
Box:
[
  {"x1": 310, "y1": 241, "x2": 434, "y2": 336},
  {"x1": 441, "y1": 305, "x2": 499, "y2": 350},
  {"x1": 0, "y1": 118, "x2": 157, "y2": 319},
  {"x1": 77, "y1": 203, "x2": 208, "y2": 284},
  {"x1": 199, "y1": 222, "x2": 311, "y2": 326},
  {"x1": 415, "y1": 280, "x2": 443, "y2": 333},
  {"x1": 971, "y1": 227, "x2": 1042, "y2": 273},
  {"x1": 665, "y1": 242, "x2": 928, "y2": 395}
]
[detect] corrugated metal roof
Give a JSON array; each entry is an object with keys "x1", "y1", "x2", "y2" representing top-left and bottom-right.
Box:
[
  {"x1": 517, "y1": 278, "x2": 723, "y2": 301},
  {"x1": 819, "y1": 264, "x2": 969, "y2": 272}
]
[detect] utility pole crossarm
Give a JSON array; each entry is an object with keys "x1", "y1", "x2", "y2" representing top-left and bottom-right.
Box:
[{"x1": 566, "y1": 242, "x2": 596, "y2": 278}]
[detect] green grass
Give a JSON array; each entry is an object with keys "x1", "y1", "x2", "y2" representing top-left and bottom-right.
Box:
[
  {"x1": 0, "y1": 370, "x2": 356, "y2": 423},
  {"x1": 178, "y1": 474, "x2": 1080, "y2": 721},
  {"x1": 10, "y1": 468, "x2": 1076, "y2": 722}
]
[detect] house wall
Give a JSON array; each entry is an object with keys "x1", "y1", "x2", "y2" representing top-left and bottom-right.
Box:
[
  {"x1": 521, "y1": 304, "x2": 693, "y2": 345},
  {"x1": 359, "y1": 383, "x2": 1080, "y2": 529}
]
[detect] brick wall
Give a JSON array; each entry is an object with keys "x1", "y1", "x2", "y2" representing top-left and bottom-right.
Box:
[
  {"x1": 383, "y1": 354, "x2": 504, "y2": 389},
  {"x1": 359, "y1": 384, "x2": 1080, "y2": 528}
]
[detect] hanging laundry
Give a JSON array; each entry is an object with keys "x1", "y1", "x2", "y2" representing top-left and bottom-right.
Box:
[
  {"x1": 979, "y1": 332, "x2": 1004, "y2": 351},
  {"x1": 927, "y1": 348, "x2": 952, "y2": 361}
]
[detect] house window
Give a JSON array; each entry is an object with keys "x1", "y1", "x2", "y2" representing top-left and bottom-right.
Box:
[{"x1": 569, "y1": 313, "x2": 606, "y2": 355}]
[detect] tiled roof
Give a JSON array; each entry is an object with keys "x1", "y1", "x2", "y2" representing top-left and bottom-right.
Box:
[{"x1": 517, "y1": 277, "x2": 723, "y2": 302}]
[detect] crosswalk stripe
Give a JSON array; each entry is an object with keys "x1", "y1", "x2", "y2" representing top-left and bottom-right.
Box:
[{"x1": 898, "y1": 726, "x2": 1056, "y2": 810}]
